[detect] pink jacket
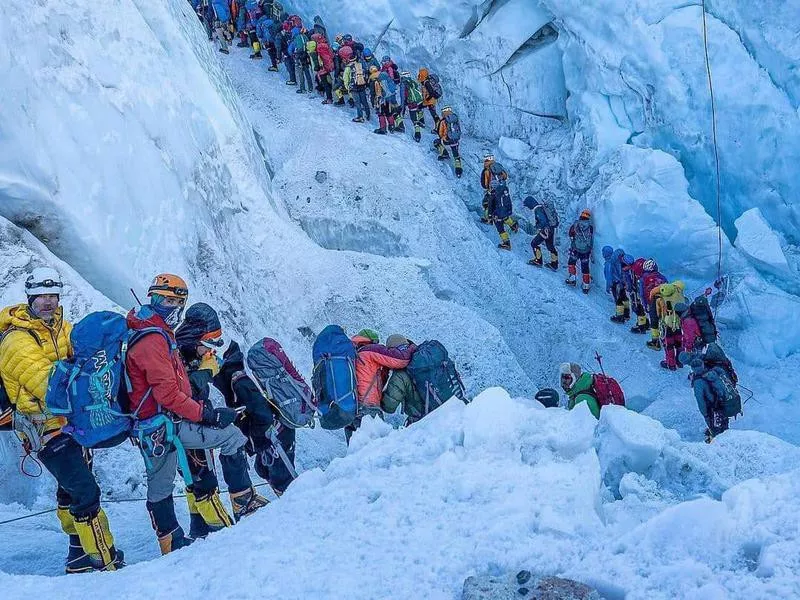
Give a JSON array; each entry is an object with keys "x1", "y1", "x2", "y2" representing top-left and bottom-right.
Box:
[{"x1": 351, "y1": 336, "x2": 414, "y2": 408}]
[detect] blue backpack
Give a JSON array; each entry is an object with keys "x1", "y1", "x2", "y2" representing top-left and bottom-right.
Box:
[
  {"x1": 311, "y1": 325, "x2": 357, "y2": 430},
  {"x1": 45, "y1": 311, "x2": 169, "y2": 449}
]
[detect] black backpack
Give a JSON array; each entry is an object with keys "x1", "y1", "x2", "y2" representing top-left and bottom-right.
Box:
[
  {"x1": 407, "y1": 341, "x2": 467, "y2": 416},
  {"x1": 688, "y1": 295, "x2": 717, "y2": 345}
]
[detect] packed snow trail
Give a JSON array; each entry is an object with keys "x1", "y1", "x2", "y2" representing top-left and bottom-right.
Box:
[
  {"x1": 223, "y1": 48, "x2": 730, "y2": 441},
  {"x1": 3, "y1": 393, "x2": 800, "y2": 599}
]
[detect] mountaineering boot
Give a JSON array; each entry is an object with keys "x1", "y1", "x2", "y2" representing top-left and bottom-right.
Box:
[
  {"x1": 147, "y1": 497, "x2": 193, "y2": 555},
  {"x1": 268, "y1": 65, "x2": 279, "y2": 72},
  {"x1": 582, "y1": 273, "x2": 591, "y2": 294},
  {"x1": 230, "y1": 487, "x2": 269, "y2": 521},
  {"x1": 65, "y1": 535, "x2": 94, "y2": 574},
  {"x1": 646, "y1": 337, "x2": 662, "y2": 351},
  {"x1": 219, "y1": 47, "x2": 230, "y2": 55},
  {"x1": 454, "y1": 157, "x2": 463, "y2": 178},
  {"x1": 194, "y1": 490, "x2": 234, "y2": 533},
  {"x1": 660, "y1": 360, "x2": 677, "y2": 371},
  {"x1": 333, "y1": 98, "x2": 345, "y2": 105},
  {"x1": 286, "y1": 80, "x2": 297, "y2": 86},
  {"x1": 394, "y1": 121, "x2": 406, "y2": 133},
  {"x1": 565, "y1": 273, "x2": 577, "y2": 286},
  {"x1": 630, "y1": 315, "x2": 649, "y2": 334},
  {"x1": 704, "y1": 428, "x2": 714, "y2": 444},
  {"x1": 414, "y1": 131, "x2": 421, "y2": 142},
  {"x1": 74, "y1": 509, "x2": 123, "y2": 571},
  {"x1": 373, "y1": 128, "x2": 387, "y2": 135},
  {"x1": 528, "y1": 257, "x2": 543, "y2": 267},
  {"x1": 352, "y1": 116, "x2": 365, "y2": 123},
  {"x1": 546, "y1": 260, "x2": 559, "y2": 271},
  {"x1": 437, "y1": 150, "x2": 450, "y2": 161},
  {"x1": 322, "y1": 99, "x2": 333, "y2": 105},
  {"x1": 498, "y1": 241, "x2": 512, "y2": 251},
  {"x1": 610, "y1": 314, "x2": 627, "y2": 323},
  {"x1": 296, "y1": 88, "x2": 306, "y2": 94},
  {"x1": 348, "y1": 98, "x2": 355, "y2": 107},
  {"x1": 250, "y1": 52, "x2": 263, "y2": 60},
  {"x1": 186, "y1": 491, "x2": 209, "y2": 539},
  {"x1": 582, "y1": 283, "x2": 590, "y2": 294}
]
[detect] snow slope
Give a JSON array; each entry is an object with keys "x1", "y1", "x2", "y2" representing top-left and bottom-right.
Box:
[{"x1": 3, "y1": 391, "x2": 799, "y2": 599}]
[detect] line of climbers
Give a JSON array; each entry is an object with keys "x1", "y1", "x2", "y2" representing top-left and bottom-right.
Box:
[
  {"x1": 0, "y1": 268, "x2": 470, "y2": 574},
  {"x1": 188, "y1": 1, "x2": 465, "y2": 177}
]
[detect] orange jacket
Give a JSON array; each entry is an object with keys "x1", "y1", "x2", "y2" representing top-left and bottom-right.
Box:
[
  {"x1": 418, "y1": 68, "x2": 438, "y2": 108},
  {"x1": 351, "y1": 336, "x2": 414, "y2": 408}
]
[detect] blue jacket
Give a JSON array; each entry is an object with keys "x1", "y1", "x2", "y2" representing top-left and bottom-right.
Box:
[
  {"x1": 603, "y1": 247, "x2": 625, "y2": 293},
  {"x1": 691, "y1": 365, "x2": 727, "y2": 419},
  {"x1": 211, "y1": 0, "x2": 230, "y2": 21},
  {"x1": 532, "y1": 205, "x2": 551, "y2": 231},
  {"x1": 255, "y1": 16, "x2": 273, "y2": 41}
]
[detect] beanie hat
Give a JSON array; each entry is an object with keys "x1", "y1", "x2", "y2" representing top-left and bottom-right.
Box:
[
  {"x1": 386, "y1": 334, "x2": 410, "y2": 349},
  {"x1": 357, "y1": 329, "x2": 379, "y2": 343}
]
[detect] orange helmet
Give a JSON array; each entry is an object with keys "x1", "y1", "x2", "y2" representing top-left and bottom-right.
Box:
[
  {"x1": 417, "y1": 67, "x2": 429, "y2": 82},
  {"x1": 147, "y1": 273, "x2": 189, "y2": 299},
  {"x1": 580, "y1": 209, "x2": 592, "y2": 219}
]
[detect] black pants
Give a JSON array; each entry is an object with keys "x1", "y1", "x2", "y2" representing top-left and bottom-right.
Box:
[
  {"x1": 39, "y1": 435, "x2": 101, "y2": 520},
  {"x1": 532, "y1": 229, "x2": 557, "y2": 254},
  {"x1": 255, "y1": 426, "x2": 296, "y2": 494}
]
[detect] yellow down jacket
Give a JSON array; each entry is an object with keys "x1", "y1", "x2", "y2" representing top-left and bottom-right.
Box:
[{"x1": 0, "y1": 304, "x2": 72, "y2": 435}]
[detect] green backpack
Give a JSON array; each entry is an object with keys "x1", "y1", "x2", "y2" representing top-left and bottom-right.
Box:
[{"x1": 404, "y1": 78, "x2": 423, "y2": 105}]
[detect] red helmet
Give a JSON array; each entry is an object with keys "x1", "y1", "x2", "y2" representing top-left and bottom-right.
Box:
[{"x1": 338, "y1": 45, "x2": 353, "y2": 61}]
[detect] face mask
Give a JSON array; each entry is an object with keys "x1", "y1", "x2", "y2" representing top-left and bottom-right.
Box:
[{"x1": 151, "y1": 302, "x2": 184, "y2": 329}]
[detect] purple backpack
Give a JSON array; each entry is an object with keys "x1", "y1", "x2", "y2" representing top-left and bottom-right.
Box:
[{"x1": 246, "y1": 338, "x2": 316, "y2": 429}]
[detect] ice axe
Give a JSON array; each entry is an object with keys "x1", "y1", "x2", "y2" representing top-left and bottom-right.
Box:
[
  {"x1": 373, "y1": 18, "x2": 394, "y2": 52},
  {"x1": 594, "y1": 350, "x2": 606, "y2": 375}
]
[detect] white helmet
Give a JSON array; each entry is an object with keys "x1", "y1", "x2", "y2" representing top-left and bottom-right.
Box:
[{"x1": 25, "y1": 267, "x2": 63, "y2": 297}]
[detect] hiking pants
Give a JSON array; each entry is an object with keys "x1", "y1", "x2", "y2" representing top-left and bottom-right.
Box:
[
  {"x1": 426, "y1": 105, "x2": 440, "y2": 128},
  {"x1": 407, "y1": 104, "x2": 423, "y2": 135},
  {"x1": 267, "y1": 42, "x2": 278, "y2": 67},
  {"x1": 254, "y1": 425, "x2": 296, "y2": 494},
  {"x1": 141, "y1": 421, "x2": 248, "y2": 503},
  {"x1": 297, "y1": 60, "x2": 313, "y2": 92},
  {"x1": 494, "y1": 217, "x2": 517, "y2": 244},
  {"x1": 38, "y1": 435, "x2": 101, "y2": 521},
  {"x1": 568, "y1": 249, "x2": 591, "y2": 278},
  {"x1": 378, "y1": 102, "x2": 396, "y2": 130},
  {"x1": 354, "y1": 88, "x2": 370, "y2": 119},
  {"x1": 213, "y1": 24, "x2": 229, "y2": 52},
  {"x1": 532, "y1": 228, "x2": 558, "y2": 262},
  {"x1": 702, "y1": 400, "x2": 729, "y2": 436},
  {"x1": 284, "y1": 55, "x2": 296, "y2": 82},
  {"x1": 662, "y1": 327, "x2": 682, "y2": 368},
  {"x1": 321, "y1": 74, "x2": 334, "y2": 101},
  {"x1": 612, "y1": 283, "x2": 629, "y2": 315}
]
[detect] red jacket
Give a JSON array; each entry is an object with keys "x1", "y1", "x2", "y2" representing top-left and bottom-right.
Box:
[
  {"x1": 317, "y1": 42, "x2": 334, "y2": 75},
  {"x1": 125, "y1": 307, "x2": 203, "y2": 422},
  {"x1": 351, "y1": 336, "x2": 414, "y2": 408}
]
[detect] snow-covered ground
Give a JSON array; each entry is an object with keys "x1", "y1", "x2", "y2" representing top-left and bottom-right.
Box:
[{"x1": 1, "y1": 0, "x2": 800, "y2": 597}]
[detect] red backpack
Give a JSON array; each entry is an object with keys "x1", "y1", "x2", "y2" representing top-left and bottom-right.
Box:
[{"x1": 592, "y1": 374, "x2": 625, "y2": 408}]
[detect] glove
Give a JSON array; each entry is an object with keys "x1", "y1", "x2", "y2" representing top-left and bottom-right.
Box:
[
  {"x1": 199, "y1": 352, "x2": 220, "y2": 377},
  {"x1": 201, "y1": 405, "x2": 237, "y2": 429}
]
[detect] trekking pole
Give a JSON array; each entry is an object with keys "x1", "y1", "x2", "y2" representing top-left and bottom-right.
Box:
[
  {"x1": 373, "y1": 18, "x2": 394, "y2": 51},
  {"x1": 594, "y1": 351, "x2": 606, "y2": 375},
  {"x1": 130, "y1": 288, "x2": 143, "y2": 307}
]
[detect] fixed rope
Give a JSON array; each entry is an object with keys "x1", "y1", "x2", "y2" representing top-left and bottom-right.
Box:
[{"x1": 700, "y1": 0, "x2": 725, "y2": 315}]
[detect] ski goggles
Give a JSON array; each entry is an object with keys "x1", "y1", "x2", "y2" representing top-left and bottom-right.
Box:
[{"x1": 200, "y1": 329, "x2": 224, "y2": 348}]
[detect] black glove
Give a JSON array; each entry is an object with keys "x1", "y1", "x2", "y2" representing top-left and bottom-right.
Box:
[{"x1": 201, "y1": 405, "x2": 237, "y2": 429}]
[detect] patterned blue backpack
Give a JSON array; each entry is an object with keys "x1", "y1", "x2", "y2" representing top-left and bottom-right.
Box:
[
  {"x1": 311, "y1": 325, "x2": 357, "y2": 430},
  {"x1": 46, "y1": 311, "x2": 169, "y2": 448}
]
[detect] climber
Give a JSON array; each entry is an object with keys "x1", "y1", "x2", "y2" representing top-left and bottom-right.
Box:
[
  {"x1": 398, "y1": 71, "x2": 425, "y2": 141},
  {"x1": 381, "y1": 54, "x2": 401, "y2": 83},
  {"x1": 290, "y1": 27, "x2": 313, "y2": 93},
  {"x1": 434, "y1": 106, "x2": 464, "y2": 177},
  {"x1": 652, "y1": 281, "x2": 687, "y2": 370},
  {"x1": 311, "y1": 15, "x2": 328, "y2": 40},
  {"x1": 126, "y1": 274, "x2": 268, "y2": 555},
  {"x1": 418, "y1": 68, "x2": 443, "y2": 131},
  {"x1": 335, "y1": 45, "x2": 355, "y2": 106},
  {"x1": 214, "y1": 341, "x2": 299, "y2": 497},
  {"x1": 566, "y1": 210, "x2": 594, "y2": 293},
  {"x1": 347, "y1": 330, "x2": 414, "y2": 443},
  {"x1": 243, "y1": 0, "x2": 264, "y2": 59},
  {"x1": 602, "y1": 247, "x2": 632, "y2": 323},
  {"x1": 280, "y1": 23, "x2": 297, "y2": 85},
  {"x1": 559, "y1": 363, "x2": 600, "y2": 419},
  {"x1": 371, "y1": 66, "x2": 398, "y2": 134},
  {"x1": 626, "y1": 257, "x2": 650, "y2": 334},
  {"x1": 345, "y1": 53, "x2": 370, "y2": 122},
  {"x1": 480, "y1": 155, "x2": 509, "y2": 224},
  {"x1": 640, "y1": 260, "x2": 668, "y2": 350},
  {"x1": 209, "y1": 0, "x2": 232, "y2": 54},
  {"x1": 362, "y1": 47, "x2": 380, "y2": 71},
  {"x1": 522, "y1": 196, "x2": 560, "y2": 270},
  {"x1": 255, "y1": 15, "x2": 278, "y2": 68},
  {"x1": 314, "y1": 34, "x2": 335, "y2": 103},
  {"x1": 686, "y1": 355, "x2": 740, "y2": 443},
  {"x1": 488, "y1": 181, "x2": 518, "y2": 251},
  {"x1": 0, "y1": 267, "x2": 124, "y2": 573},
  {"x1": 174, "y1": 303, "x2": 235, "y2": 539}
]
